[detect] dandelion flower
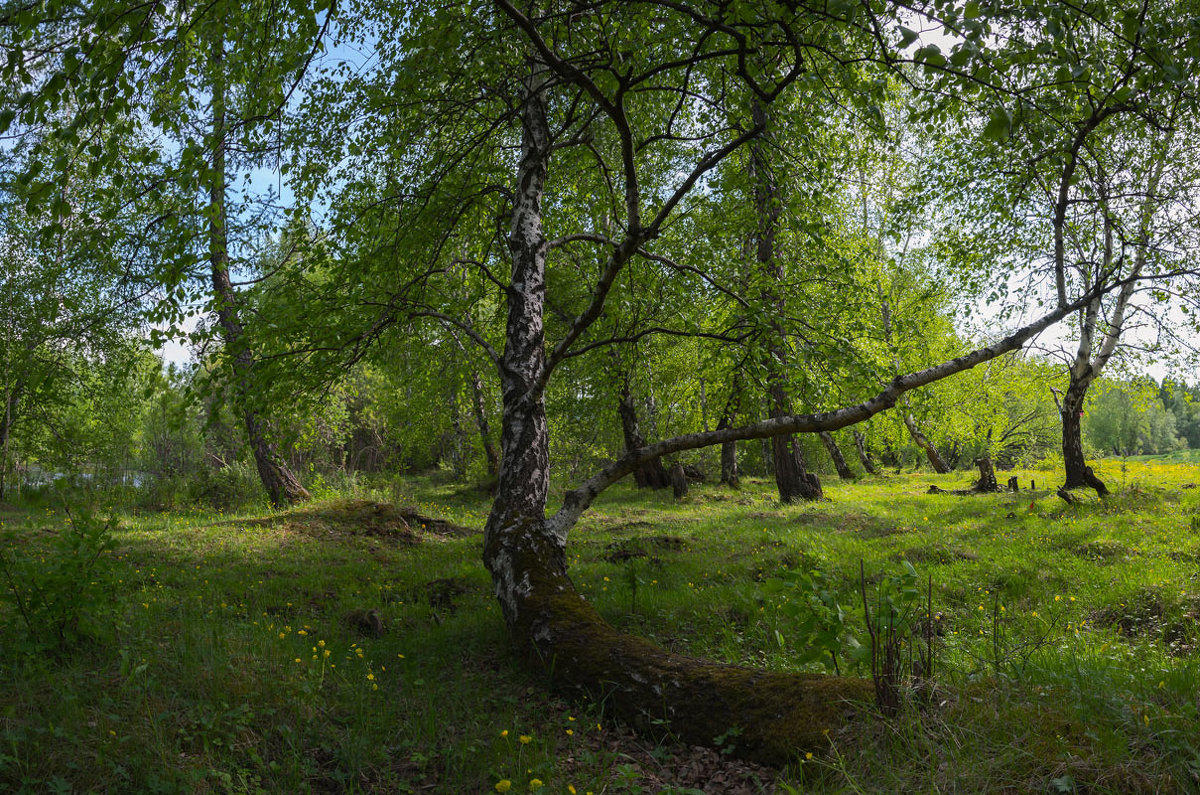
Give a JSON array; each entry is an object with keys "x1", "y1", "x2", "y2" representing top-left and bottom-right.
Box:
[
  {"x1": 529, "y1": 780, "x2": 543, "y2": 791},
  {"x1": 805, "y1": 752, "x2": 813, "y2": 760},
  {"x1": 495, "y1": 780, "x2": 512, "y2": 792},
  {"x1": 501, "y1": 730, "x2": 509, "y2": 737},
  {"x1": 519, "y1": 735, "x2": 531, "y2": 744}
]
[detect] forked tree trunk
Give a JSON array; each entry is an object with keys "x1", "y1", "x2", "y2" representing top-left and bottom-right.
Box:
[
  {"x1": 617, "y1": 382, "x2": 670, "y2": 489},
  {"x1": 820, "y1": 431, "x2": 855, "y2": 480},
  {"x1": 483, "y1": 67, "x2": 869, "y2": 766},
  {"x1": 1052, "y1": 132, "x2": 1164, "y2": 498},
  {"x1": 853, "y1": 430, "x2": 878, "y2": 475},
  {"x1": 1061, "y1": 373, "x2": 1108, "y2": 496},
  {"x1": 904, "y1": 413, "x2": 950, "y2": 474},
  {"x1": 209, "y1": 33, "x2": 309, "y2": 508}
]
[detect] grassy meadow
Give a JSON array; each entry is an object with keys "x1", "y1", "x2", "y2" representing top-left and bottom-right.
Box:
[{"x1": 2, "y1": 458, "x2": 1200, "y2": 793}]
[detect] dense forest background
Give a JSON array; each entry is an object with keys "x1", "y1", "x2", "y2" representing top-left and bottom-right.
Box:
[{"x1": 2, "y1": 342, "x2": 1199, "y2": 510}]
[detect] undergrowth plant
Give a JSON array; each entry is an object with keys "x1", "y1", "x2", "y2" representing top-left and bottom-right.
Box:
[
  {"x1": 859, "y1": 560, "x2": 924, "y2": 715},
  {"x1": 761, "y1": 564, "x2": 860, "y2": 675},
  {"x1": 0, "y1": 506, "x2": 120, "y2": 652}
]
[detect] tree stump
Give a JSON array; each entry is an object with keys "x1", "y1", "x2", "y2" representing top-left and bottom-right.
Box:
[
  {"x1": 670, "y1": 463, "x2": 688, "y2": 500},
  {"x1": 972, "y1": 457, "x2": 1000, "y2": 492},
  {"x1": 1007, "y1": 475, "x2": 1019, "y2": 492}
]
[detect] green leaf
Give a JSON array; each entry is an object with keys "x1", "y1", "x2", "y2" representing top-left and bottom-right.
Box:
[{"x1": 982, "y1": 107, "x2": 1011, "y2": 141}]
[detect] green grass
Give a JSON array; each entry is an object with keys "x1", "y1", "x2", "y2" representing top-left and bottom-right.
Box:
[{"x1": 2, "y1": 460, "x2": 1200, "y2": 793}]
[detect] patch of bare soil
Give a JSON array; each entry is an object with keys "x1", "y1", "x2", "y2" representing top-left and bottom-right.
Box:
[{"x1": 564, "y1": 723, "x2": 781, "y2": 794}]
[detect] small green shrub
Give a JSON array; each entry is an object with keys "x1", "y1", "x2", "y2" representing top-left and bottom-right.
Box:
[
  {"x1": 193, "y1": 460, "x2": 264, "y2": 509},
  {"x1": 761, "y1": 563, "x2": 861, "y2": 675},
  {"x1": 0, "y1": 507, "x2": 121, "y2": 652}
]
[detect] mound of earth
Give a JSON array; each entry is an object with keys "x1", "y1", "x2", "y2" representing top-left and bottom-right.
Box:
[{"x1": 246, "y1": 499, "x2": 476, "y2": 542}]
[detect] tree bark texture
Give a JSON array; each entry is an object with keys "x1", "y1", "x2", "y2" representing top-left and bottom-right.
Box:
[
  {"x1": 819, "y1": 431, "x2": 855, "y2": 480},
  {"x1": 670, "y1": 462, "x2": 688, "y2": 499},
  {"x1": 1061, "y1": 374, "x2": 1109, "y2": 496},
  {"x1": 904, "y1": 413, "x2": 950, "y2": 474},
  {"x1": 750, "y1": 98, "x2": 820, "y2": 502},
  {"x1": 209, "y1": 34, "x2": 309, "y2": 508},
  {"x1": 853, "y1": 430, "x2": 878, "y2": 475},
  {"x1": 720, "y1": 439, "x2": 739, "y2": 487},
  {"x1": 617, "y1": 382, "x2": 670, "y2": 489}
]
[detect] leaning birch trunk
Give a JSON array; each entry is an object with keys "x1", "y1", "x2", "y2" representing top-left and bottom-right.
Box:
[
  {"x1": 904, "y1": 413, "x2": 950, "y2": 474},
  {"x1": 482, "y1": 65, "x2": 869, "y2": 766},
  {"x1": 853, "y1": 430, "x2": 878, "y2": 475},
  {"x1": 208, "y1": 32, "x2": 309, "y2": 508},
  {"x1": 819, "y1": 431, "x2": 855, "y2": 480}
]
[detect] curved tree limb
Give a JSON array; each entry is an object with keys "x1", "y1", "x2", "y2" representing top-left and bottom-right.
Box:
[{"x1": 547, "y1": 282, "x2": 1112, "y2": 541}]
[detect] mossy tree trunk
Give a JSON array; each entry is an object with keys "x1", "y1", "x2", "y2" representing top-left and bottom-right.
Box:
[
  {"x1": 469, "y1": 369, "x2": 499, "y2": 478},
  {"x1": 717, "y1": 379, "x2": 741, "y2": 487},
  {"x1": 1061, "y1": 373, "x2": 1108, "y2": 496},
  {"x1": 0, "y1": 384, "x2": 18, "y2": 501}
]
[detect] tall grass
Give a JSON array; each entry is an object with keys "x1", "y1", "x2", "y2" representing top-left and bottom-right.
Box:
[{"x1": 0, "y1": 462, "x2": 1197, "y2": 792}]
